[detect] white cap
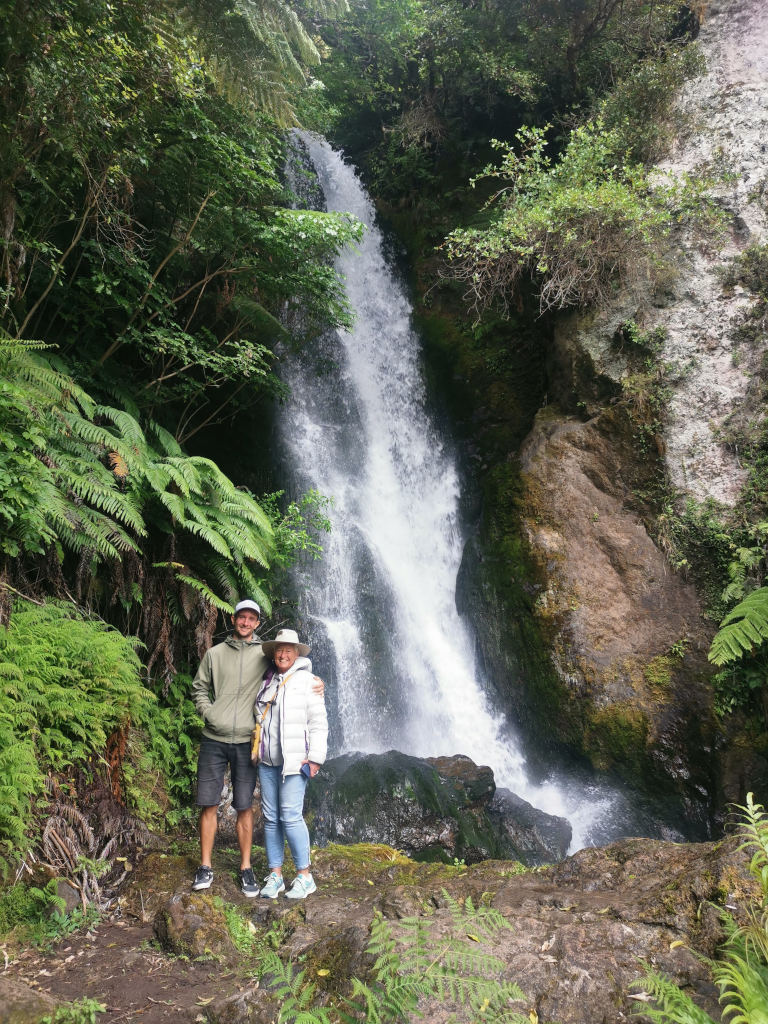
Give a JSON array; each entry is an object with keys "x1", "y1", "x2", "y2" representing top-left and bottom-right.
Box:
[{"x1": 234, "y1": 599, "x2": 261, "y2": 616}]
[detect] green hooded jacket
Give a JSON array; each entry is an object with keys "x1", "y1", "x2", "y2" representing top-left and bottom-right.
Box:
[{"x1": 191, "y1": 634, "x2": 269, "y2": 744}]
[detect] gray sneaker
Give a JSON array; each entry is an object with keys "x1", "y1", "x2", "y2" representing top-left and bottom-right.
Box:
[
  {"x1": 260, "y1": 872, "x2": 286, "y2": 899},
  {"x1": 240, "y1": 868, "x2": 259, "y2": 898},
  {"x1": 285, "y1": 873, "x2": 317, "y2": 899},
  {"x1": 192, "y1": 865, "x2": 214, "y2": 891}
]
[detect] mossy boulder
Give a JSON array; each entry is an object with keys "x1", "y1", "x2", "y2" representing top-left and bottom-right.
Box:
[
  {"x1": 514, "y1": 405, "x2": 718, "y2": 824},
  {"x1": 306, "y1": 750, "x2": 570, "y2": 865},
  {"x1": 0, "y1": 978, "x2": 57, "y2": 1024},
  {"x1": 154, "y1": 891, "x2": 236, "y2": 960}
]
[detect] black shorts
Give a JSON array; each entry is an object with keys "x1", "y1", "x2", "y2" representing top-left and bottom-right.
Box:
[{"x1": 196, "y1": 737, "x2": 257, "y2": 811}]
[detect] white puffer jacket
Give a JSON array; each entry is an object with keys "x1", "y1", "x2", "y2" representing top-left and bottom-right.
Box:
[{"x1": 255, "y1": 656, "x2": 328, "y2": 778}]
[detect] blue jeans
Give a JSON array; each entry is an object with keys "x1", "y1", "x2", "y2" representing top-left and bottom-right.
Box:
[{"x1": 258, "y1": 764, "x2": 311, "y2": 871}]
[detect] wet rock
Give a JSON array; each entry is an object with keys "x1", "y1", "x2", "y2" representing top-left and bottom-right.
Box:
[
  {"x1": 0, "y1": 978, "x2": 57, "y2": 1024},
  {"x1": 154, "y1": 891, "x2": 236, "y2": 960},
  {"x1": 489, "y1": 788, "x2": 571, "y2": 865},
  {"x1": 306, "y1": 750, "x2": 569, "y2": 865}
]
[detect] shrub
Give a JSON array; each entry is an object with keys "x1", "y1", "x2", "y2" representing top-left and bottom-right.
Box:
[{"x1": 441, "y1": 120, "x2": 719, "y2": 316}]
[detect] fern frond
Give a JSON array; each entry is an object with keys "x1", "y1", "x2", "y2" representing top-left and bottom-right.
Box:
[
  {"x1": 93, "y1": 405, "x2": 148, "y2": 450},
  {"x1": 709, "y1": 588, "x2": 768, "y2": 666},
  {"x1": 146, "y1": 420, "x2": 183, "y2": 457},
  {"x1": 174, "y1": 573, "x2": 234, "y2": 614},
  {"x1": 713, "y1": 952, "x2": 768, "y2": 1024},
  {"x1": 631, "y1": 966, "x2": 717, "y2": 1024}
]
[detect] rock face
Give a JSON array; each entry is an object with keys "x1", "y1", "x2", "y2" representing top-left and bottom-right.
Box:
[
  {"x1": 121, "y1": 837, "x2": 754, "y2": 1024},
  {"x1": 656, "y1": 0, "x2": 768, "y2": 504},
  {"x1": 516, "y1": 405, "x2": 718, "y2": 820},
  {"x1": 461, "y1": 0, "x2": 768, "y2": 823},
  {"x1": 305, "y1": 750, "x2": 571, "y2": 865},
  {"x1": 544, "y1": 0, "x2": 768, "y2": 506}
]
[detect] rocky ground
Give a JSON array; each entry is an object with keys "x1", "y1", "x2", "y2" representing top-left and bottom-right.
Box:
[{"x1": 1, "y1": 835, "x2": 755, "y2": 1024}]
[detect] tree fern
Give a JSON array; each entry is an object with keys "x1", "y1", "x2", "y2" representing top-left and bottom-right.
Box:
[
  {"x1": 709, "y1": 589, "x2": 768, "y2": 667},
  {"x1": 171, "y1": 572, "x2": 235, "y2": 614},
  {"x1": 733, "y1": 793, "x2": 768, "y2": 900}
]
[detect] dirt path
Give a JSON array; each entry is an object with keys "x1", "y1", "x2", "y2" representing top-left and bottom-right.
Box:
[{"x1": 5, "y1": 916, "x2": 244, "y2": 1023}]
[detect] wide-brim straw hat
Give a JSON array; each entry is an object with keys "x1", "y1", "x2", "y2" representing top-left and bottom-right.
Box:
[{"x1": 262, "y1": 628, "x2": 310, "y2": 658}]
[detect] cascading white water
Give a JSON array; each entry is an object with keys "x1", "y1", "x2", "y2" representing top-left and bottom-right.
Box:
[{"x1": 278, "y1": 134, "x2": 617, "y2": 849}]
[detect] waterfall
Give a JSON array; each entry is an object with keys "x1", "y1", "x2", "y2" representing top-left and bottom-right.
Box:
[{"x1": 277, "y1": 134, "x2": 626, "y2": 850}]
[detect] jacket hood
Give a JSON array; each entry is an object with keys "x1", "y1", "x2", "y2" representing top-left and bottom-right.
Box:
[{"x1": 284, "y1": 655, "x2": 312, "y2": 675}]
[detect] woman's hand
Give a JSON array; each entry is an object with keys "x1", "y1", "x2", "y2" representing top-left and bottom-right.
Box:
[
  {"x1": 312, "y1": 676, "x2": 325, "y2": 696},
  {"x1": 302, "y1": 760, "x2": 321, "y2": 778}
]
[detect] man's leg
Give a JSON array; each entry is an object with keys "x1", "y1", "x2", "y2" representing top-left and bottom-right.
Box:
[
  {"x1": 230, "y1": 742, "x2": 258, "y2": 883},
  {"x1": 194, "y1": 737, "x2": 228, "y2": 888},
  {"x1": 199, "y1": 804, "x2": 218, "y2": 867},
  {"x1": 235, "y1": 808, "x2": 254, "y2": 870}
]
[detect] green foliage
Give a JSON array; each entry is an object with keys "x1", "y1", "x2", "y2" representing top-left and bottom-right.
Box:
[
  {"x1": 42, "y1": 997, "x2": 106, "y2": 1024},
  {"x1": 29, "y1": 904, "x2": 102, "y2": 952},
  {"x1": 0, "y1": 338, "x2": 295, "y2": 672},
  {"x1": 316, "y1": 0, "x2": 691, "y2": 203},
  {"x1": 633, "y1": 793, "x2": 768, "y2": 1024},
  {"x1": 260, "y1": 893, "x2": 527, "y2": 1024},
  {"x1": 261, "y1": 490, "x2": 333, "y2": 571},
  {"x1": 654, "y1": 498, "x2": 736, "y2": 614},
  {"x1": 215, "y1": 896, "x2": 262, "y2": 957},
  {"x1": 123, "y1": 671, "x2": 201, "y2": 827},
  {"x1": 597, "y1": 43, "x2": 706, "y2": 163},
  {"x1": 0, "y1": 882, "x2": 36, "y2": 933},
  {"x1": 633, "y1": 967, "x2": 717, "y2": 1024},
  {"x1": 442, "y1": 120, "x2": 718, "y2": 316},
  {"x1": 0, "y1": 877, "x2": 101, "y2": 950},
  {"x1": 171, "y1": 0, "x2": 349, "y2": 126},
  {"x1": 0, "y1": 600, "x2": 151, "y2": 875},
  {"x1": 713, "y1": 661, "x2": 768, "y2": 719}
]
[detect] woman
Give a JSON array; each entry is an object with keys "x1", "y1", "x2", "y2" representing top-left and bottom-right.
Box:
[{"x1": 253, "y1": 628, "x2": 327, "y2": 899}]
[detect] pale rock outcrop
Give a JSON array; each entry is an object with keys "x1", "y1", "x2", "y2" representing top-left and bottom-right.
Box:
[
  {"x1": 656, "y1": 0, "x2": 768, "y2": 504},
  {"x1": 549, "y1": 0, "x2": 768, "y2": 504}
]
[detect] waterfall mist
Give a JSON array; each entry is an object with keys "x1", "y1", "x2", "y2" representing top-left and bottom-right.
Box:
[{"x1": 276, "y1": 134, "x2": 653, "y2": 851}]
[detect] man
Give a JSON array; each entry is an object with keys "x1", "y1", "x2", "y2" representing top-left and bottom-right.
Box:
[
  {"x1": 190, "y1": 599, "x2": 325, "y2": 897},
  {"x1": 191, "y1": 599, "x2": 267, "y2": 897}
]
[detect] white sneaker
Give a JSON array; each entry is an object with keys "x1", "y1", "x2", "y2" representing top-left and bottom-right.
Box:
[
  {"x1": 260, "y1": 872, "x2": 286, "y2": 898},
  {"x1": 285, "y1": 874, "x2": 317, "y2": 899}
]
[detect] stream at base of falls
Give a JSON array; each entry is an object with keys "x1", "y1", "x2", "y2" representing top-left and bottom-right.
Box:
[{"x1": 276, "y1": 133, "x2": 682, "y2": 852}]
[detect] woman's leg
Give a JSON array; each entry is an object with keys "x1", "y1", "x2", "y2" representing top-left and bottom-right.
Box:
[
  {"x1": 258, "y1": 763, "x2": 285, "y2": 871},
  {"x1": 279, "y1": 773, "x2": 311, "y2": 872}
]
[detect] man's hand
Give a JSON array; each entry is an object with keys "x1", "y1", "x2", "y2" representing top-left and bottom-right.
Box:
[{"x1": 312, "y1": 675, "x2": 325, "y2": 696}]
